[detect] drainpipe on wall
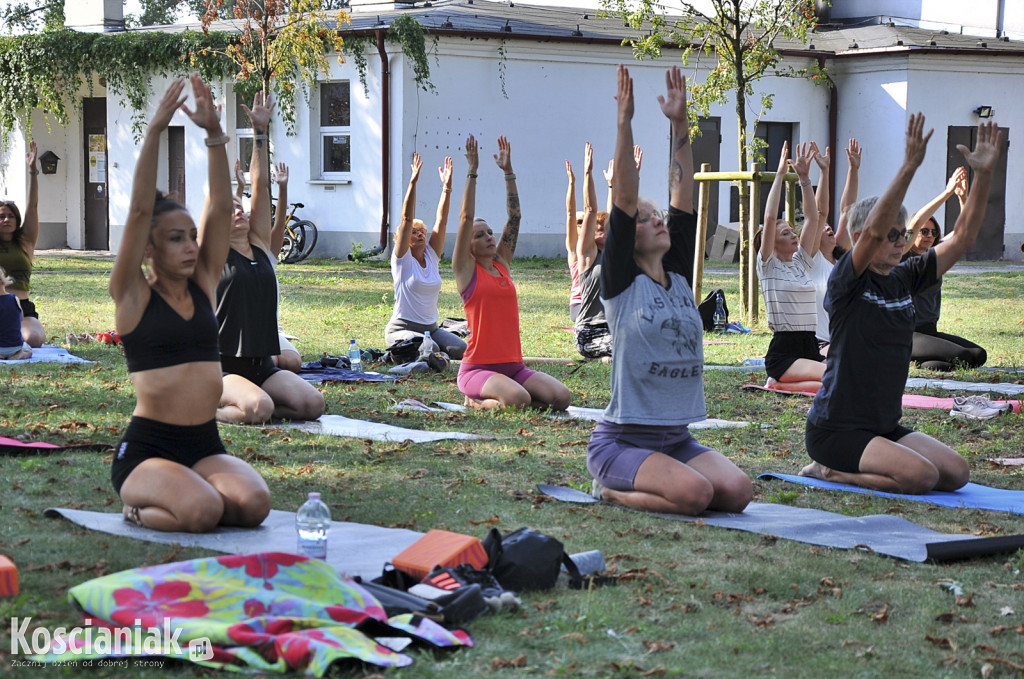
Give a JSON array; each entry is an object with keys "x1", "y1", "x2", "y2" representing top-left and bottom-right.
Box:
[
  {"x1": 350, "y1": 29, "x2": 391, "y2": 260},
  {"x1": 820, "y1": 55, "x2": 838, "y2": 225}
]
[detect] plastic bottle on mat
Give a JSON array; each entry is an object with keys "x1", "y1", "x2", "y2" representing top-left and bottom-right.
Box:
[
  {"x1": 296, "y1": 492, "x2": 331, "y2": 559},
  {"x1": 348, "y1": 339, "x2": 362, "y2": 372},
  {"x1": 713, "y1": 291, "x2": 727, "y2": 333},
  {"x1": 418, "y1": 331, "x2": 439, "y2": 360}
]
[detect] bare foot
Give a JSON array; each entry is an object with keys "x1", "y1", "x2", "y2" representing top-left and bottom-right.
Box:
[
  {"x1": 464, "y1": 395, "x2": 502, "y2": 410},
  {"x1": 799, "y1": 461, "x2": 832, "y2": 481},
  {"x1": 123, "y1": 504, "x2": 143, "y2": 527}
]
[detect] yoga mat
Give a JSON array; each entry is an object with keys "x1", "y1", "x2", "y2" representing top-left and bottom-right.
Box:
[
  {"x1": 0, "y1": 436, "x2": 110, "y2": 455},
  {"x1": 759, "y1": 473, "x2": 1024, "y2": 514},
  {"x1": 536, "y1": 485, "x2": 1024, "y2": 563},
  {"x1": 429, "y1": 402, "x2": 752, "y2": 429},
  {"x1": 741, "y1": 384, "x2": 1018, "y2": 411},
  {"x1": 282, "y1": 414, "x2": 493, "y2": 442},
  {"x1": 905, "y1": 377, "x2": 1024, "y2": 397},
  {"x1": 0, "y1": 345, "x2": 91, "y2": 365},
  {"x1": 298, "y1": 366, "x2": 400, "y2": 383},
  {"x1": 45, "y1": 507, "x2": 423, "y2": 580}
]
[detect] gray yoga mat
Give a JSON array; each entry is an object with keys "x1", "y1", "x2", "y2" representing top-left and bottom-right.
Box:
[
  {"x1": 281, "y1": 414, "x2": 493, "y2": 442},
  {"x1": 429, "y1": 402, "x2": 752, "y2": 429},
  {"x1": 536, "y1": 485, "x2": 1022, "y2": 563},
  {"x1": 904, "y1": 377, "x2": 1024, "y2": 396},
  {"x1": 46, "y1": 507, "x2": 423, "y2": 580}
]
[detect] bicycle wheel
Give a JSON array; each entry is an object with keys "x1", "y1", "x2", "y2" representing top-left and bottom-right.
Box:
[
  {"x1": 290, "y1": 220, "x2": 318, "y2": 262},
  {"x1": 280, "y1": 225, "x2": 305, "y2": 264}
]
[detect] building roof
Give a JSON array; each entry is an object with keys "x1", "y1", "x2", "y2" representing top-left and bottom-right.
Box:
[{"x1": 154, "y1": 0, "x2": 1024, "y2": 58}]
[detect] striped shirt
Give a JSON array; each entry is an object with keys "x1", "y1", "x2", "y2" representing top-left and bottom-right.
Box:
[{"x1": 756, "y1": 247, "x2": 817, "y2": 332}]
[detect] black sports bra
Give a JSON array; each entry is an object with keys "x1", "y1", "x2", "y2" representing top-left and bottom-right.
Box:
[{"x1": 121, "y1": 280, "x2": 221, "y2": 372}]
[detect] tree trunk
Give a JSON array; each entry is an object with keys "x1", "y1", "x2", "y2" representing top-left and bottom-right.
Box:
[{"x1": 735, "y1": 94, "x2": 756, "y2": 323}]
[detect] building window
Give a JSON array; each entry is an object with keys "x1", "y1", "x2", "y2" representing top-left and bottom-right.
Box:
[
  {"x1": 235, "y1": 90, "x2": 254, "y2": 177},
  {"x1": 319, "y1": 81, "x2": 350, "y2": 178}
]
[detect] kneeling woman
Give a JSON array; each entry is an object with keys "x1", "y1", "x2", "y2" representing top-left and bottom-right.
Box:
[
  {"x1": 452, "y1": 135, "x2": 571, "y2": 410},
  {"x1": 754, "y1": 141, "x2": 826, "y2": 393},
  {"x1": 216, "y1": 93, "x2": 325, "y2": 424},
  {"x1": 801, "y1": 114, "x2": 997, "y2": 493},
  {"x1": 108, "y1": 76, "x2": 270, "y2": 532},
  {"x1": 587, "y1": 66, "x2": 751, "y2": 516}
]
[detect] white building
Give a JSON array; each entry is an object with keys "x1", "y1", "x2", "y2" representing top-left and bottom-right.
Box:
[{"x1": 4, "y1": 0, "x2": 1022, "y2": 260}]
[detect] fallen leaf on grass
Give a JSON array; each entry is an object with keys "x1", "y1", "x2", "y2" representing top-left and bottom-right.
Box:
[
  {"x1": 532, "y1": 599, "x2": 557, "y2": 613},
  {"x1": 491, "y1": 654, "x2": 527, "y2": 669},
  {"x1": 467, "y1": 515, "x2": 500, "y2": 526},
  {"x1": 640, "y1": 669, "x2": 666, "y2": 677},
  {"x1": 925, "y1": 634, "x2": 956, "y2": 650},
  {"x1": 871, "y1": 604, "x2": 890, "y2": 624},
  {"x1": 14, "y1": 537, "x2": 29, "y2": 546},
  {"x1": 983, "y1": 657, "x2": 1024, "y2": 673},
  {"x1": 559, "y1": 632, "x2": 587, "y2": 644},
  {"x1": 955, "y1": 592, "x2": 975, "y2": 607},
  {"x1": 746, "y1": 613, "x2": 775, "y2": 628},
  {"x1": 989, "y1": 625, "x2": 1024, "y2": 636}
]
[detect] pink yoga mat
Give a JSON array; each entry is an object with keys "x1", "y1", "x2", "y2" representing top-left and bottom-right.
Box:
[
  {"x1": 741, "y1": 384, "x2": 1021, "y2": 412},
  {"x1": 0, "y1": 436, "x2": 59, "y2": 449}
]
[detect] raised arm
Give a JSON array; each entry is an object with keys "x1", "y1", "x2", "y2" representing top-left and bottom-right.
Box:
[
  {"x1": 835, "y1": 138, "x2": 860, "y2": 252},
  {"x1": 933, "y1": 122, "x2": 1003, "y2": 275},
  {"x1": 759, "y1": 141, "x2": 789, "y2": 263},
  {"x1": 810, "y1": 141, "x2": 830, "y2": 230},
  {"x1": 612, "y1": 65, "x2": 638, "y2": 216},
  {"x1": 577, "y1": 142, "x2": 600, "y2": 271},
  {"x1": 904, "y1": 166, "x2": 964, "y2": 249},
  {"x1": 234, "y1": 158, "x2": 246, "y2": 202},
  {"x1": 603, "y1": 146, "x2": 641, "y2": 214},
  {"x1": 109, "y1": 79, "x2": 187, "y2": 305},
  {"x1": 452, "y1": 135, "x2": 479, "y2": 292},
  {"x1": 851, "y1": 113, "x2": 932, "y2": 277},
  {"x1": 20, "y1": 142, "x2": 40, "y2": 258},
  {"x1": 494, "y1": 135, "x2": 521, "y2": 265},
  {"x1": 269, "y1": 162, "x2": 289, "y2": 258},
  {"x1": 187, "y1": 74, "x2": 232, "y2": 293},
  {"x1": 565, "y1": 159, "x2": 577, "y2": 262},
  {"x1": 394, "y1": 152, "x2": 423, "y2": 260},
  {"x1": 793, "y1": 142, "x2": 821, "y2": 256},
  {"x1": 243, "y1": 92, "x2": 275, "y2": 251},
  {"x1": 659, "y1": 66, "x2": 693, "y2": 213},
  {"x1": 429, "y1": 156, "x2": 453, "y2": 257}
]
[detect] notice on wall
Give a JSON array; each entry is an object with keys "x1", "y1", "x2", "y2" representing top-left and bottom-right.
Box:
[{"x1": 88, "y1": 134, "x2": 106, "y2": 183}]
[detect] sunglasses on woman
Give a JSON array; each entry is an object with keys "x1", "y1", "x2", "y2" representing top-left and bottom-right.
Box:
[
  {"x1": 886, "y1": 228, "x2": 910, "y2": 243},
  {"x1": 917, "y1": 227, "x2": 940, "y2": 237}
]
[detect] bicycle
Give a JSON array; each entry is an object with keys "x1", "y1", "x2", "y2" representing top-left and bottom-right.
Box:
[{"x1": 273, "y1": 199, "x2": 319, "y2": 264}]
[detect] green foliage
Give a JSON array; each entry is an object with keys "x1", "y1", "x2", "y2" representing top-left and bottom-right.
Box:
[
  {"x1": 341, "y1": 17, "x2": 436, "y2": 98},
  {"x1": 199, "y1": 0, "x2": 348, "y2": 135},
  {"x1": 0, "y1": 29, "x2": 233, "y2": 146},
  {"x1": 0, "y1": 0, "x2": 64, "y2": 34}
]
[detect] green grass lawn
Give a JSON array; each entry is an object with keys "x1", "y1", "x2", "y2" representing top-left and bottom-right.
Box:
[{"x1": 1, "y1": 254, "x2": 1023, "y2": 678}]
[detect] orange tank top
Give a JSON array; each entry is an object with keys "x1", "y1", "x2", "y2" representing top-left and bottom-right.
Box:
[{"x1": 461, "y1": 261, "x2": 522, "y2": 364}]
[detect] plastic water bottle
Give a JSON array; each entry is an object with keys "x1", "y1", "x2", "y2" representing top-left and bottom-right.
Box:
[
  {"x1": 713, "y1": 291, "x2": 727, "y2": 333},
  {"x1": 418, "y1": 331, "x2": 439, "y2": 360},
  {"x1": 295, "y1": 492, "x2": 331, "y2": 559},
  {"x1": 348, "y1": 339, "x2": 362, "y2": 372}
]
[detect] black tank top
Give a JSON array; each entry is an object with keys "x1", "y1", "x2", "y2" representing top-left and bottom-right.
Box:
[
  {"x1": 121, "y1": 279, "x2": 221, "y2": 373},
  {"x1": 216, "y1": 245, "x2": 280, "y2": 357}
]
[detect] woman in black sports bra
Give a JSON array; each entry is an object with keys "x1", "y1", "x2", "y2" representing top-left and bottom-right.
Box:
[
  {"x1": 215, "y1": 93, "x2": 325, "y2": 424},
  {"x1": 108, "y1": 75, "x2": 270, "y2": 533}
]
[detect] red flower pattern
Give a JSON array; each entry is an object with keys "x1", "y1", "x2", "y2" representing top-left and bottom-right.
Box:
[{"x1": 110, "y1": 581, "x2": 209, "y2": 628}]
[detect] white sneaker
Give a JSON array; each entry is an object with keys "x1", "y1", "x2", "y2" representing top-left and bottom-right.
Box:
[
  {"x1": 959, "y1": 393, "x2": 1012, "y2": 414},
  {"x1": 950, "y1": 395, "x2": 1004, "y2": 420}
]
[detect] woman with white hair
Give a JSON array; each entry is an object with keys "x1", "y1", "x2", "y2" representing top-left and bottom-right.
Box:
[{"x1": 801, "y1": 115, "x2": 1001, "y2": 493}]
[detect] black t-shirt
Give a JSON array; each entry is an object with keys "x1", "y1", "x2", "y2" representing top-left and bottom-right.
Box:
[
  {"x1": 900, "y1": 249, "x2": 942, "y2": 327},
  {"x1": 216, "y1": 245, "x2": 280, "y2": 358},
  {"x1": 808, "y1": 249, "x2": 938, "y2": 432}
]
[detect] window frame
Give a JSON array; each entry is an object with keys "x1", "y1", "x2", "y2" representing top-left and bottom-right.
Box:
[{"x1": 318, "y1": 80, "x2": 352, "y2": 181}]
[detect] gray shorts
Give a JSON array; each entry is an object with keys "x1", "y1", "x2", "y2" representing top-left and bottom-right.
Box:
[{"x1": 587, "y1": 421, "x2": 711, "y2": 491}]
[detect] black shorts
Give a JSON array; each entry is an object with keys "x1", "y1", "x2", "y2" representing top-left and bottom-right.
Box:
[
  {"x1": 805, "y1": 421, "x2": 915, "y2": 474},
  {"x1": 18, "y1": 298, "x2": 38, "y2": 319},
  {"x1": 221, "y1": 355, "x2": 281, "y2": 387},
  {"x1": 765, "y1": 331, "x2": 824, "y2": 380},
  {"x1": 111, "y1": 416, "x2": 227, "y2": 494}
]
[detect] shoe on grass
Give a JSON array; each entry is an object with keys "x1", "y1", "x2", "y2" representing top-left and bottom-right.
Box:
[
  {"x1": 959, "y1": 393, "x2": 1012, "y2": 414},
  {"x1": 950, "y1": 395, "x2": 1003, "y2": 421}
]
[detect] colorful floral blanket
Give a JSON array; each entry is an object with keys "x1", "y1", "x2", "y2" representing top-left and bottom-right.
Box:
[{"x1": 34, "y1": 552, "x2": 472, "y2": 675}]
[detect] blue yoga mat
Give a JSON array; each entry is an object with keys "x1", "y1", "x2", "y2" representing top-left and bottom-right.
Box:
[
  {"x1": 0, "y1": 345, "x2": 91, "y2": 365},
  {"x1": 537, "y1": 485, "x2": 1024, "y2": 563},
  {"x1": 298, "y1": 366, "x2": 399, "y2": 383},
  {"x1": 759, "y1": 473, "x2": 1024, "y2": 514}
]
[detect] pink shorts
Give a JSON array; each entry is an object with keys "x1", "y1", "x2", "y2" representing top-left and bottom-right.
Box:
[{"x1": 457, "y1": 361, "x2": 536, "y2": 400}]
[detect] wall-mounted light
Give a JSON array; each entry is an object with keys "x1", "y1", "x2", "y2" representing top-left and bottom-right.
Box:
[
  {"x1": 571, "y1": 24, "x2": 582, "y2": 37},
  {"x1": 441, "y1": 16, "x2": 453, "y2": 28},
  {"x1": 975, "y1": 105, "x2": 994, "y2": 118}
]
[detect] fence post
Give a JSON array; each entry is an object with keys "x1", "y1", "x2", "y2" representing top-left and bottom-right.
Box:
[
  {"x1": 693, "y1": 162, "x2": 712, "y2": 304},
  {"x1": 747, "y1": 164, "x2": 762, "y2": 326}
]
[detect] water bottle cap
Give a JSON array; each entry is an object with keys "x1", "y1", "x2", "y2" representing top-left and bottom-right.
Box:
[
  {"x1": 308, "y1": 492, "x2": 321, "y2": 500},
  {"x1": 349, "y1": 339, "x2": 355, "y2": 344}
]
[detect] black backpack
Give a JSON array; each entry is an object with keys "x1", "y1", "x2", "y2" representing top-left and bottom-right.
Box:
[
  {"x1": 697, "y1": 288, "x2": 728, "y2": 331},
  {"x1": 483, "y1": 527, "x2": 581, "y2": 592}
]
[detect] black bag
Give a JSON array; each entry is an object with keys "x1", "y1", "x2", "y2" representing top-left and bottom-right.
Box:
[
  {"x1": 697, "y1": 288, "x2": 728, "y2": 332},
  {"x1": 383, "y1": 338, "x2": 421, "y2": 365},
  {"x1": 483, "y1": 527, "x2": 581, "y2": 592}
]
